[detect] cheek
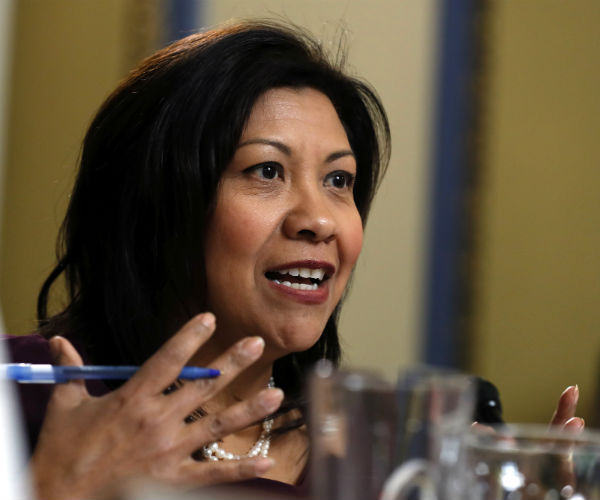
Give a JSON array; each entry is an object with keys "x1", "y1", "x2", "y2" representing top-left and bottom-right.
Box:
[
  {"x1": 347, "y1": 222, "x2": 363, "y2": 267},
  {"x1": 343, "y1": 214, "x2": 364, "y2": 268},
  {"x1": 205, "y1": 195, "x2": 278, "y2": 271}
]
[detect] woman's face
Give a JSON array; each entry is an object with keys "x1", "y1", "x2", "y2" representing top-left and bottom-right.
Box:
[{"x1": 204, "y1": 87, "x2": 363, "y2": 360}]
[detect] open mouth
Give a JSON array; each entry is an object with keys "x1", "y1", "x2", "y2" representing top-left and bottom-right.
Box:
[{"x1": 265, "y1": 267, "x2": 331, "y2": 291}]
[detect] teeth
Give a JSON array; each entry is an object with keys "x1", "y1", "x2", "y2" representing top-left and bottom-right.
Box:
[
  {"x1": 276, "y1": 267, "x2": 327, "y2": 281},
  {"x1": 274, "y1": 280, "x2": 318, "y2": 291},
  {"x1": 310, "y1": 269, "x2": 325, "y2": 280}
]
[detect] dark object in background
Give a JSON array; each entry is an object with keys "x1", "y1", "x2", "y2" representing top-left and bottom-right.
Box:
[{"x1": 473, "y1": 376, "x2": 504, "y2": 424}]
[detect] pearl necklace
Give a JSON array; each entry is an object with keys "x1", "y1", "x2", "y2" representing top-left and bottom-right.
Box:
[{"x1": 202, "y1": 376, "x2": 275, "y2": 461}]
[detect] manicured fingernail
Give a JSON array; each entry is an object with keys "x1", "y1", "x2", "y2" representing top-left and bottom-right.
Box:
[
  {"x1": 239, "y1": 337, "x2": 264, "y2": 357},
  {"x1": 200, "y1": 313, "x2": 215, "y2": 328},
  {"x1": 260, "y1": 388, "x2": 284, "y2": 412},
  {"x1": 574, "y1": 384, "x2": 580, "y2": 402},
  {"x1": 566, "y1": 416, "x2": 585, "y2": 431},
  {"x1": 253, "y1": 457, "x2": 275, "y2": 475},
  {"x1": 562, "y1": 385, "x2": 577, "y2": 401}
]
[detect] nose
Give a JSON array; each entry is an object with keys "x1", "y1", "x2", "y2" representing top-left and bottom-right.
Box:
[{"x1": 282, "y1": 189, "x2": 336, "y2": 243}]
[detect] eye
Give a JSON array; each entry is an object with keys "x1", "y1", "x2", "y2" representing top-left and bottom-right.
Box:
[
  {"x1": 245, "y1": 162, "x2": 284, "y2": 181},
  {"x1": 325, "y1": 170, "x2": 355, "y2": 190}
]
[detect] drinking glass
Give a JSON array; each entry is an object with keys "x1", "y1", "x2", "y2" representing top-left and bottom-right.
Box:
[
  {"x1": 463, "y1": 423, "x2": 600, "y2": 500},
  {"x1": 381, "y1": 366, "x2": 476, "y2": 499},
  {"x1": 309, "y1": 363, "x2": 476, "y2": 500},
  {"x1": 308, "y1": 360, "x2": 399, "y2": 500}
]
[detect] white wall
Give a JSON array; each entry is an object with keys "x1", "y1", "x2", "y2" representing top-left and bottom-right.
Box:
[{"x1": 207, "y1": 1, "x2": 439, "y2": 379}]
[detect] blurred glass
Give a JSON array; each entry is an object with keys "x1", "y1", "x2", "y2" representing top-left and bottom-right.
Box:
[
  {"x1": 463, "y1": 424, "x2": 600, "y2": 500},
  {"x1": 309, "y1": 360, "x2": 398, "y2": 500},
  {"x1": 381, "y1": 366, "x2": 476, "y2": 499},
  {"x1": 309, "y1": 363, "x2": 476, "y2": 500},
  {"x1": 0, "y1": 339, "x2": 31, "y2": 499}
]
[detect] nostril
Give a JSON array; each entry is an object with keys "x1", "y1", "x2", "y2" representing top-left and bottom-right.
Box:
[{"x1": 297, "y1": 229, "x2": 317, "y2": 238}]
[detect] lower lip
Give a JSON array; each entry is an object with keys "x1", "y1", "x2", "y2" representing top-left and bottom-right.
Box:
[{"x1": 267, "y1": 279, "x2": 330, "y2": 304}]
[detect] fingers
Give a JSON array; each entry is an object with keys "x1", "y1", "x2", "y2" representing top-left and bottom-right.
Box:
[
  {"x1": 564, "y1": 416, "x2": 585, "y2": 432},
  {"x1": 179, "y1": 456, "x2": 275, "y2": 486},
  {"x1": 556, "y1": 417, "x2": 585, "y2": 489},
  {"x1": 184, "y1": 387, "x2": 284, "y2": 454},
  {"x1": 127, "y1": 313, "x2": 216, "y2": 395},
  {"x1": 168, "y1": 336, "x2": 266, "y2": 418},
  {"x1": 550, "y1": 385, "x2": 579, "y2": 427},
  {"x1": 471, "y1": 422, "x2": 496, "y2": 435},
  {"x1": 47, "y1": 336, "x2": 89, "y2": 405},
  {"x1": 49, "y1": 335, "x2": 84, "y2": 366}
]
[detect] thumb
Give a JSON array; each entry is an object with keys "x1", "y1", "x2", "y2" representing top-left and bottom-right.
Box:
[
  {"x1": 47, "y1": 336, "x2": 89, "y2": 405},
  {"x1": 49, "y1": 335, "x2": 84, "y2": 366}
]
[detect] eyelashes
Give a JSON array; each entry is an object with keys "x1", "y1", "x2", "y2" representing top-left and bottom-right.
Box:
[
  {"x1": 244, "y1": 162, "x2": 355, "y2": 191},
  {"x1": 244, "y1": 162, "x2": 283, "y2": 181},
  {"x1": 325, "y1": 171, "x2": 355, "y2": 190}
]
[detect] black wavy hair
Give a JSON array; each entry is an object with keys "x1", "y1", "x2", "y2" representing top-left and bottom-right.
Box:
[{"x1": 37, "y1": 20, "x2": 390, "y2": 401}]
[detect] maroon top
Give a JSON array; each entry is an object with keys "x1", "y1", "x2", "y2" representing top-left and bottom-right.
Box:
[
  {"x1": 2, "y1": 334, "x2": 110, "y2": 452},
  {"x1": 2, "y1": 334, "x2": 308, "y2": 498}
]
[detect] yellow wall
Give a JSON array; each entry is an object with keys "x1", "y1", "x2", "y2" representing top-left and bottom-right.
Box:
[
  {"x1": 471, "y1": 2, "x2": 600, "y2": 423},
  {"x1": 0, "y1": 0, "x2": 157, "y2": 335},
  {"x1": 0, "y1": 1, "x2": 15, "y2": 333}
]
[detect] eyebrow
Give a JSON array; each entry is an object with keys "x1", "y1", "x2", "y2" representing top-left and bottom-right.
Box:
[{"x1": 237, "y1": 138, "x2": 355, "y2": 163}]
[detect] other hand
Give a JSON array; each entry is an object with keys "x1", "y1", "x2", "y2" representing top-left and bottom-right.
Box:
[{"x1": 550, "y1": 385, "x2": 584, "y2": 431}]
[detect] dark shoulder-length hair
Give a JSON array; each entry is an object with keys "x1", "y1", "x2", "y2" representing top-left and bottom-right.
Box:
[{"x1": 37, "y1": 20, "x2": 390, "y2": 399}]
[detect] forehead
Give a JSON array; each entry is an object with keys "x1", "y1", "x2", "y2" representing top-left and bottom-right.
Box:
[{"x1": 241, "y1": 87, "x2": 350, "y2": 145}]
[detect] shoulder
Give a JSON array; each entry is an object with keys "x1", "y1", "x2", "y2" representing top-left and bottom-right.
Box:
[{"x1": 2, "y1": 333, "x2": 52, "y2": 363}]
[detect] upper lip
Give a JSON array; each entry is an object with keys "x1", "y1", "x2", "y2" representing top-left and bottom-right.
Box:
[{"x1": 265, "y1": 260, "x2": 336, "y2": 278}]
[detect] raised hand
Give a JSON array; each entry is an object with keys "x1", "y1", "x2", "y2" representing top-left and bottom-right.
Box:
[
  {"x1": 550, "y1": 385, "x2": 585, "y2": 431},
  {"x1": 30, "y1": 313, "x2": 283, "y2": 499}
]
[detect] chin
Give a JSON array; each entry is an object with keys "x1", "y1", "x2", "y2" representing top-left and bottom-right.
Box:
[{"x1": 269, "y1": 325, "x2": 325, "y2": 357}]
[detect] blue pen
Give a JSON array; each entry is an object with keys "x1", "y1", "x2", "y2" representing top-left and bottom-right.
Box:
[{"x1": 0, "y1": 364, "x2": 220, "y2": 383}]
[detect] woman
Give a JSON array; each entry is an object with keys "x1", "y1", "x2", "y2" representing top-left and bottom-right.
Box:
[
  {"x1": 7, "y1": 20, "x2": 389, "y2": 498},
  {"x1": 5, "y1": 20, "x2": 582, "y2": 499}
]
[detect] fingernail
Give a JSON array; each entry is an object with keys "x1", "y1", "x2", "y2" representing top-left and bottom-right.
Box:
[
  {"x1": 260, "y1": 388, "x2": 284, "y2": 413},
  {"x1": 565, "y1": 416, "x2": 585, "y2": 431},
  {"x1": 253, "y1": 457, "x2": 275, "y2": 475},
  {"x1": 562, "y1": 385, "x2": 578, "y2": 401},
  {"x1": 200, "y1": 313, "x2": 215, "y2": 328},
  {"x1": 565, "y1": 384, "x2": 580, "y2": 405},
  {"x1": 239, "y1": 337, "x2": 265, "y2": 357}
]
